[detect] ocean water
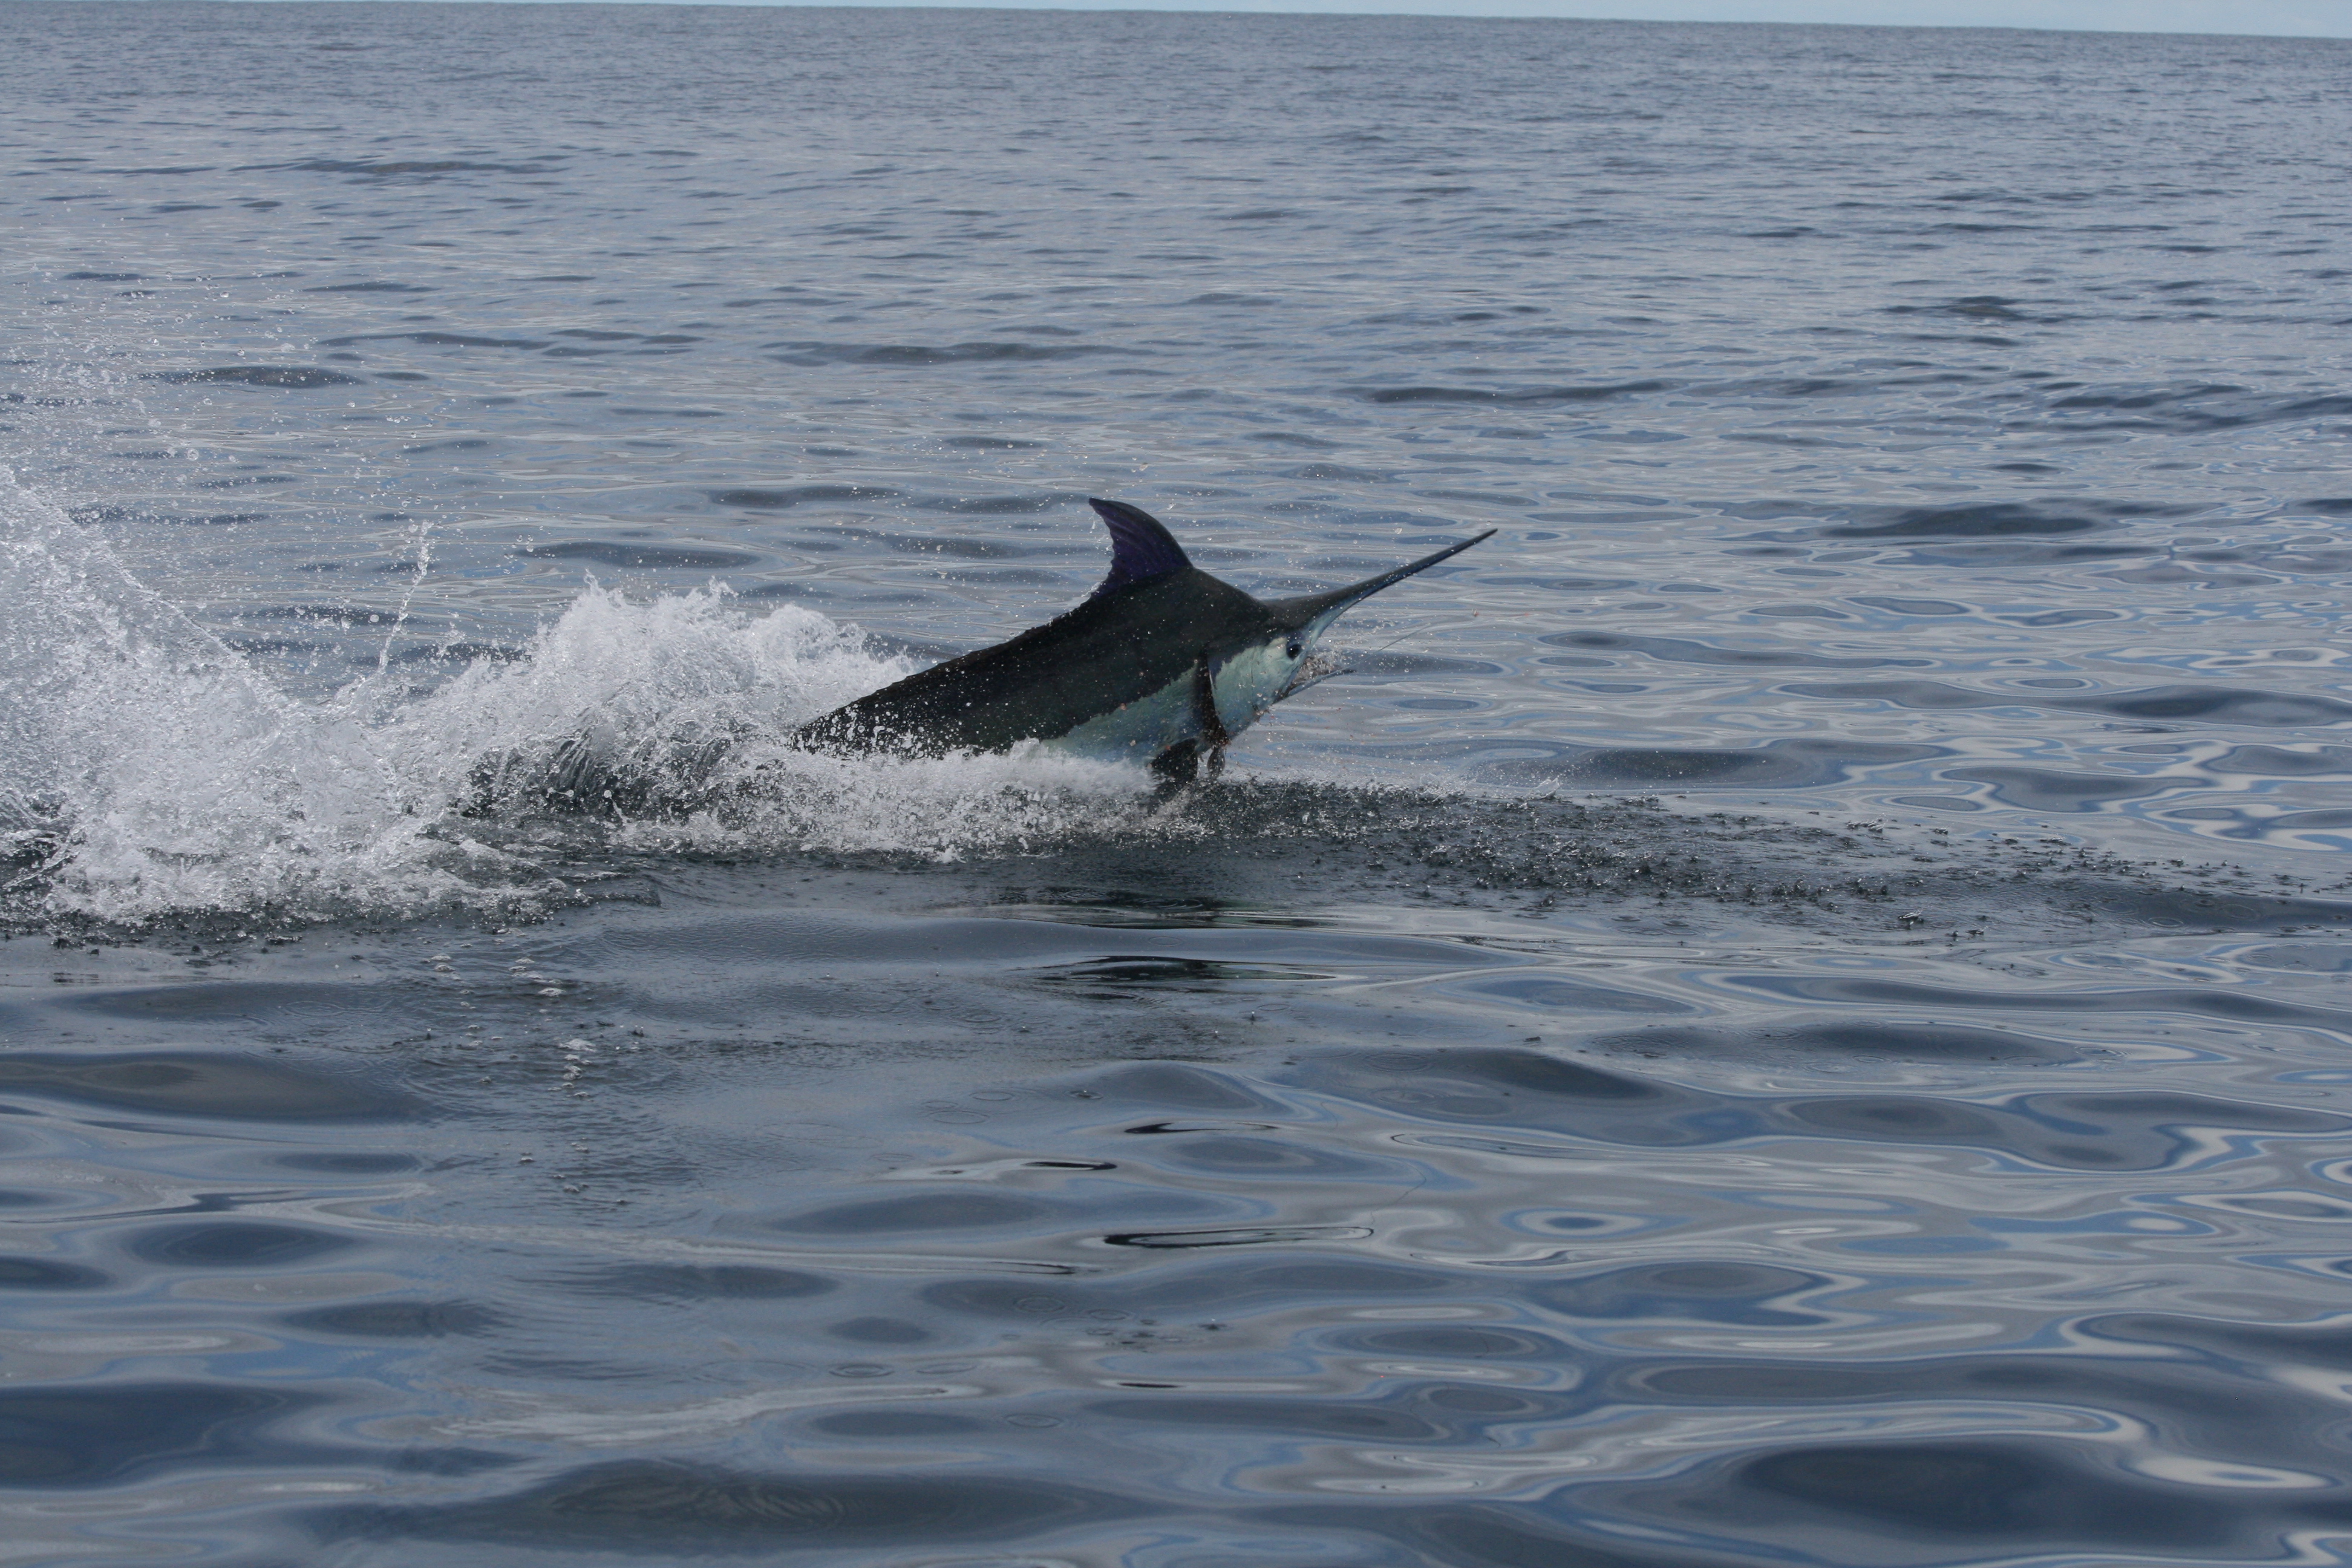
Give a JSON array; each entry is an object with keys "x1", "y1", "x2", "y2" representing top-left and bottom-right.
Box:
[{"x1": 7, "y1": 4, "x2": 2352, "y2": 1563}]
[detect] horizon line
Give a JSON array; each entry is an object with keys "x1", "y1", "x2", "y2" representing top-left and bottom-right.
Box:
[{"x1": 16, "y1": 0, "x2": 2352, "y2": 44}]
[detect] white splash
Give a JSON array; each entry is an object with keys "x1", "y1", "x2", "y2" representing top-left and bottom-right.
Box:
[{"x1": 0, "y1": 477, "x2": 1151, "y2": 923}]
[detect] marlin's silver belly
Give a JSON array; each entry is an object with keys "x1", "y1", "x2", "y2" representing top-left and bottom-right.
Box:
[{"x1": 1043, "y1": 652, "x2": 1290, "y2": 763}]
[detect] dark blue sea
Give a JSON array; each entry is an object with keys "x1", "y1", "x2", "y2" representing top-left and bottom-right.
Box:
[{"x1": 7, "y1": 4, "x2": 2352, "y2": 1563}]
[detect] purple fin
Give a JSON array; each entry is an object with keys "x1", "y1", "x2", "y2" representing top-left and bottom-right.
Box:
[{"x1": 1088, "y1": 498, "x2": 1192, "y2": 595}]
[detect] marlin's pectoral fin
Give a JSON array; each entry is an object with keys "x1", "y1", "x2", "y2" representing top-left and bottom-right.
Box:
[
  {"x1": 1149, "y1": 655, "x2": 1232, "y2": 789},
  {"x1": 1191, "y1": 655, "x2": 1230, "y2": 781}
]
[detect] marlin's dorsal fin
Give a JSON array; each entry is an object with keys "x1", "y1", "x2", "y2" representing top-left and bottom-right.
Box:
[{"x1": 1088, "y1": 498, "x2": 1192, "y2": 596}]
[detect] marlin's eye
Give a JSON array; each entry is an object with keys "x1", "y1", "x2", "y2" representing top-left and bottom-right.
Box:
[{"x1": 1285, "y1": 639, "x2": 1303, "y2": 659}]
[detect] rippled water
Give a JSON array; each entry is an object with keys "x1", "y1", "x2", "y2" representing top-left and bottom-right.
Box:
[{"x1": 7, "y1": 5, "x2": 2352, "y2": 1564}]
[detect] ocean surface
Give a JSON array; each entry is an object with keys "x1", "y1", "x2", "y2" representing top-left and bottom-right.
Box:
[{"x1": 6, "y1": 4, "x2": 2352, "y2": 1563}]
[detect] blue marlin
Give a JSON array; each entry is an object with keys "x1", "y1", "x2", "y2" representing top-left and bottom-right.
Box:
[{"x1": 797, "y1": 499, "x2": 1494, "y2": 783}]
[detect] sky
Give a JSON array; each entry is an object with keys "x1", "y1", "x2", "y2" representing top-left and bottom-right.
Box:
[{"x1": 350, "y1": 0, "x2": 2352, "y2": 40}]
